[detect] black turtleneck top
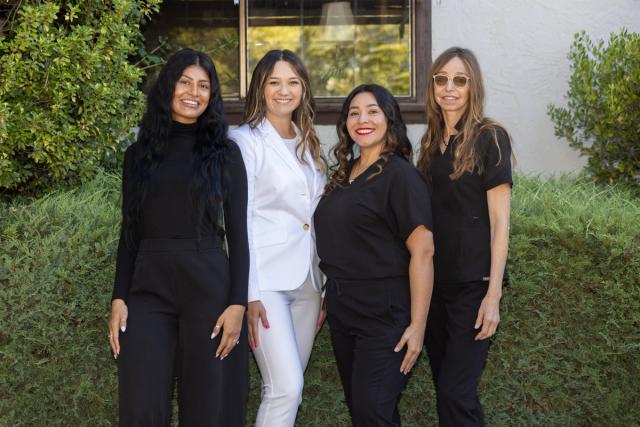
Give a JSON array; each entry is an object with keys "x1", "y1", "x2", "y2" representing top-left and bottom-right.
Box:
[{"x1": 111, "y1": 121, "x2": 249, "y2": 305}]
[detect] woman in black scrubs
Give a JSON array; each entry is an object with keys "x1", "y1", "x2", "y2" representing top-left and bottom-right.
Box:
[
  {"x1": 107, "y1": 49, "x2": 249, "y2": 426},
  {"x1": 417, "y1": 47, "x2": 513, "y2": 426},
  {"x1": 315, "y1": 84, "x2": 434, "y2": 426}
]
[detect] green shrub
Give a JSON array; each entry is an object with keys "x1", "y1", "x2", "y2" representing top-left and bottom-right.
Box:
[
  {"x1": 548, "y1": 29, "x2": 640, "y2": 188},
  {"x1": 0, "y1": 0, "x2": 160, "y2": 193},
  {"x1": 1, "y1": 175, "x2": 639, "y2": 425}
]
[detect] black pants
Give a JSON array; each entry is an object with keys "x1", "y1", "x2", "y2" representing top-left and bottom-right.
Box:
[
  {"x1": 424, "y1": 281, "x2": 491, "y2": 427},
  {"x1": 118, "y1": 238, "x2": 248, "y2": 427},
  {"x1": 325, "y1": 278, "x2": 411, "y2": 427}
]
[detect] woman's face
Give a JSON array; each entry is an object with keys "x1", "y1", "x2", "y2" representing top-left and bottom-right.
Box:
[
  {"x1": 346, "y1": 91, "x2": 388, "y2": 151},
  {"x1": 171, "y1": 65, "x2": 211, "y2": 124},
  {"x1": 263, "y1": 60, "x2": 303, "y2": 121},
  {"x1": 433, "y1": 56, "x2": 471, "y2": 116}
]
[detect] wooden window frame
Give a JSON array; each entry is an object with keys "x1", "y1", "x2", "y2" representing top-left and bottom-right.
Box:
[{"x1": 225, "y1": 0, "x2": 431, "y2": 125}]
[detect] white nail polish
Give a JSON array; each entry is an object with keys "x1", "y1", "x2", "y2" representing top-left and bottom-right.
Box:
[{"x1": 121, "y1": 325, "x2": 126, "y2": 333}]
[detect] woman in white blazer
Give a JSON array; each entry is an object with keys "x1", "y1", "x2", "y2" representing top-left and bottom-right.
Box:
[{"x1": 228, "y1": 49, "x2": 326, "y2": 427}]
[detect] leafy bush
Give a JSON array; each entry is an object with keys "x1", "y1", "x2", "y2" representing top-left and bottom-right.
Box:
[
  {"x1": 0, "y1": 0, "x2": 160, "y2": 193},
  {"x1": 1, "y1": 174, "x2": 639, "y2": 425},
  {"x1": 548, "y1": 29, "x2": 640, "y2": 188}
]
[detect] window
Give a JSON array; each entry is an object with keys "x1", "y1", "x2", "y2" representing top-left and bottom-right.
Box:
[{"x1": 145, "y1": 0, "x2": 431, "y2": 123}]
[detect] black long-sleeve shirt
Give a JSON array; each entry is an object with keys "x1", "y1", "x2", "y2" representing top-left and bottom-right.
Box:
[{"x1": 111, "y1": 121, "x2": 249, "y2": 305}]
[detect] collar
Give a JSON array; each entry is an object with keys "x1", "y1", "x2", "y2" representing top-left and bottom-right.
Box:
[
  {"x1": 453, "y1": 114, "x2": 466, "y2": 132},
  {"x1": 255, "y1": 117, "x2": 301, "y2": 141}
]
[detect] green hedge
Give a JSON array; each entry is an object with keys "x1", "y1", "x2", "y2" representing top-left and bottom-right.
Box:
[
  {"x1": 548, "y1": 29, "x2": 640, "y2": 188},
  {"x1": 0, "y1": 0, "x2": 160, "y2": 193},
  {"x1": 0, "y1": 174, "x2": 639, "y2": 425}
]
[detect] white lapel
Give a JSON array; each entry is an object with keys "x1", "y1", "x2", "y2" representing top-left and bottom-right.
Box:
[
  {"x1": 258, "y1": 118, "x2": 307, "y2": 187},
  {"x1": 303, "y1": 147, "x2": 325, "y2": 201}
]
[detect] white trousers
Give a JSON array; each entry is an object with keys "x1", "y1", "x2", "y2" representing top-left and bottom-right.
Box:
[{"x1": 253, "y1": 275, "x2": 322, "y2": 427}]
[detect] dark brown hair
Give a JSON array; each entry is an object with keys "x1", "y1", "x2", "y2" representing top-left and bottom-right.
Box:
[{"x1": 324, "y1": 84, "x2": 412, "y2": 195}]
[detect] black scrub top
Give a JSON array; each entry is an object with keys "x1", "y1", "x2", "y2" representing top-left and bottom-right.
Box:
[
  {"x1": 314, "y1": 154, "x2": 433, "y2": 281},
  {"x1": 430, "y1": 126, "x2": 512, "y2": 284}
]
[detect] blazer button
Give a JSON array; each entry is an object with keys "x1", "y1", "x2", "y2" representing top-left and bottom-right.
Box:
[{"x1": 303, "y1": 223, "x2": 310, "y2": 231}]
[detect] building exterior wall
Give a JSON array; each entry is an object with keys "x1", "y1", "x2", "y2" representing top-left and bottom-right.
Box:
[{"x1": 316, "y1": 0, "x2": 640, "y2": 175}]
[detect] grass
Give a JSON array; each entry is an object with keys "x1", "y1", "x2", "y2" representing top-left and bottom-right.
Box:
[{"x1": 0, "y1": 173, "x2": 638, "y2": 426}]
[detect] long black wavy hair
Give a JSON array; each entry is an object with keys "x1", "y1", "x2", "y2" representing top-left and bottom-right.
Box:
[
  {"x1": 325, "y1": 84, "x2": 412, "y2": 194},
  {"x1": 123, "y1": 48, "x2": 231, "y2": 243}
]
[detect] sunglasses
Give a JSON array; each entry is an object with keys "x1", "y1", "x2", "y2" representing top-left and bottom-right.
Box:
[{"x1": 432, "y1": 74, "x2": 471, "y2": 88}]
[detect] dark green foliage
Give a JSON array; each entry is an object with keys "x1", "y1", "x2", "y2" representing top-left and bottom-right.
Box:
[
  {"x1": 1, "y1": 175, "x2": 639, "y2": 425},
  {"x1": 0, "y1": 0, "x2": 160, "y2": 193},
  {"x1": 548, "y1": 29, "x2": 640, "y2": 188}
]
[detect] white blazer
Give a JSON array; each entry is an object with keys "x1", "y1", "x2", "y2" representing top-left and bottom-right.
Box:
[{"x1": 229, "y1": 118, "x2": 326, "y2": 302}]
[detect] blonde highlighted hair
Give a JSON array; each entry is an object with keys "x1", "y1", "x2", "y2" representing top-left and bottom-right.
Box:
[
  {"x1": 417, "y1": 46, "x2": 513, "y2": 179},
  {"x1": 241, "y1": 49, "x2": 323, "y2": 168}
]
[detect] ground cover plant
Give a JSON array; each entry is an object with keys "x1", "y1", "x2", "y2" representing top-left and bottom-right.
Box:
[{"x1": 0, "y1": 174, "x2": 638, "y2": 425}]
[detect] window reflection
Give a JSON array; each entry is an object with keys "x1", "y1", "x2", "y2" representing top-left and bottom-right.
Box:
[
  {"x1": 147, "y1": 1, "x2": 412, "y2": 98},
  {"x1": 145, "y1": 0, "x2": 240, "y2": 98},
  {"x1": 248, "y1": 1, "x2": 412, "y2": 97}
]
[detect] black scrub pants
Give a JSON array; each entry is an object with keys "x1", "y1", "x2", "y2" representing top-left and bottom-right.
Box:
[
  {"x1": 424, "y1": 281, "x2": 491, "y2": 427},
  {"x1": 118, "y1": 238, "x2": 248, "y2": 427},
  {"x1": 325, "y1": 277, "x2": 411, "y2": 427}
]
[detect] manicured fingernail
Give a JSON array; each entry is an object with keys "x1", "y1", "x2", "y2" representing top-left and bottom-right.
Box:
[
  {"x1": 474, "y1": 325, "x2": 480, "y2": 329},
  {"x1": 394, "y1": 347, "x2": 399, "y2": 352},
  {"x1": 120, "y1": 325, "x2": 126, "y2": 333},
  {"x1": 221, "y1": 354, "x2": 227, "y2": 360},
  {"x1": 211, "y1": 332, "x2": 216, "y2": 339},
  {"x1": 265, "y1": 322, "x2": 270, "y2": 329},
  {"x1": 215, "y1": 352, "x2": 220, "y2": 358}
]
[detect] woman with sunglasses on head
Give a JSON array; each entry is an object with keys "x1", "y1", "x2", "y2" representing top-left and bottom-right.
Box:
[
  {"x1": 314, "y1": 84, "x2": 434, "y2": 426},
  {"x1": 107, "y1": 49, "x2": 249, "y2": 426},
  {"x1": 229, "y1": 49, "x2": 326, "y2": 427},
  {"x1": 417, "y1": 47, "x2": 513, "y2": 426}
]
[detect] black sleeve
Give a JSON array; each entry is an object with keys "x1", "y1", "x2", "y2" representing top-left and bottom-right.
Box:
[
  {"x1": 224, "y1": 142, "x2": 250, "y2": 306},
  {"x1": 387, "y1": 160, "x2": 434, "y2": 241},
  {"x1": 112, "y1": 145, "x2": 138, "y2": 302},
  {"x1": 481, "y1": 127, "x2": 513, "y2": 190}
]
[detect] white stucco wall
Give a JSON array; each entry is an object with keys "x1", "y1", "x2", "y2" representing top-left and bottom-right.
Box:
[{"x1": 316, "y1": 0, "x2": 640, "y2": 175}]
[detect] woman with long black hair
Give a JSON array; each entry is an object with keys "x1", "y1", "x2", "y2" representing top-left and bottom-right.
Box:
[{"x1": 107, "y1": 49, "x2": 249, "y2": 426}]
